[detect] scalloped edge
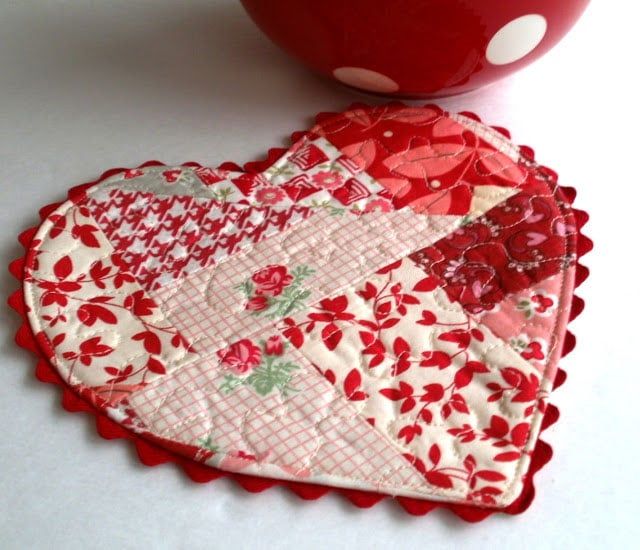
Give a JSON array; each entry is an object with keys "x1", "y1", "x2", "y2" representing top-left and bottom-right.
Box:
[{"x1": 7, "y1": 104, "x2": 592, "y2": 522}]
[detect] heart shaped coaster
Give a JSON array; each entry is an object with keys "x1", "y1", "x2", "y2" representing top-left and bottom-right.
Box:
[{"x1": 11, "y1": 104, "x2": 590, "y2": 520}]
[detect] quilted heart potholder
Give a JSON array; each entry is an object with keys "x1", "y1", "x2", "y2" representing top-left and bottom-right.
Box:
[{"x1": 10, "y1": 104, "x2": 590, "y2": 521}]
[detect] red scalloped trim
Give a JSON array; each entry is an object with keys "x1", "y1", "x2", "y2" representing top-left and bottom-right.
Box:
[{"x1": 7, "y1": 105, "x2": 591, "y2": 522}]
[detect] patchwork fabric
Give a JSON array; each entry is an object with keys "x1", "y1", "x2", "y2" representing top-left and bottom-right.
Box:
[
  {"x1": 86, "y1": 188, "x2": 313, "y2": 291},
  {"x1": 475, "y1": 271, "x2": 574, "y2": 377},
  {"x1": 281, "y1": 258, "x2": 549, "y2": 505},
  {"x1": 408, "y1": 178, "x2": 576, "y2": 314},
  {"x1": 15, "y1": 104, "x2": 589, "y2": 518},
  {"x1": 150, "y1": 209, "x2": 462, "y2": 352}
]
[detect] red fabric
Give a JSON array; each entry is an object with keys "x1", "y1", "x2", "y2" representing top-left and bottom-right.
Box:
[
  {"x1": 87, "y1": 189, "x2": 312, "y2": 291},
  {"x1": 409, "y1": 177, "x2": 578, "y2": 313},
  {"x1": 7, "y1": 107, "x2": 591, "y2": 521},
  {"x1": 314, "y1": 104, "x2": 527, "y2": 215}
]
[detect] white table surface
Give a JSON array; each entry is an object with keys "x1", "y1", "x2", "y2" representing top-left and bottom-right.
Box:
[{"x1": 1, "y1": 1, "x2": 638, "y2": 548}]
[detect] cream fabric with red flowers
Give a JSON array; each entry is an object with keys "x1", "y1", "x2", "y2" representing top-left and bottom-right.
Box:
[{"x1": 22, "y1": 105, "x2": 579, "y2": 510}]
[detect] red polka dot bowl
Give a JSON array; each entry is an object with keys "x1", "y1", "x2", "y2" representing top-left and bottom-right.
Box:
[{"x1": 240, "y1": 0, "x2": 590, "y2": 97}]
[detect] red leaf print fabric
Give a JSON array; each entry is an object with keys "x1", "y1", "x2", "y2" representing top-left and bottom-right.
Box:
[
  {"x1": 62, "y1": 336, "x2": 113, "y2": 366},
  {"x1": 282, "y1": 257, "x2": 549, "y2": 504},
  {"x1": 313, "y1": 105, "x2": 525, "y2": 215},
  {"x1": 23, "y1": 200, "x2": 194, "y2": 391},
  {"x1": 77, "y1": 301, "x2": 118, "y2": 326}
]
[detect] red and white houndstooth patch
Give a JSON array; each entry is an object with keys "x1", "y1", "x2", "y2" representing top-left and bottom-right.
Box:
[{"x1": 13, "y1": 104, "x2": 590, "y2": 519}]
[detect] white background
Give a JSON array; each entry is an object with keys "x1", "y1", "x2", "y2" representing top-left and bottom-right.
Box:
[{"x1": 1, "y1": 1, "x2": 638, "y2": 548}]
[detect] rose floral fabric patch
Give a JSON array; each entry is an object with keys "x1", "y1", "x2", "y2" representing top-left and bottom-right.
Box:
[{"x1": 10, "y1": 104, "x2": 590, "y2": 521}]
